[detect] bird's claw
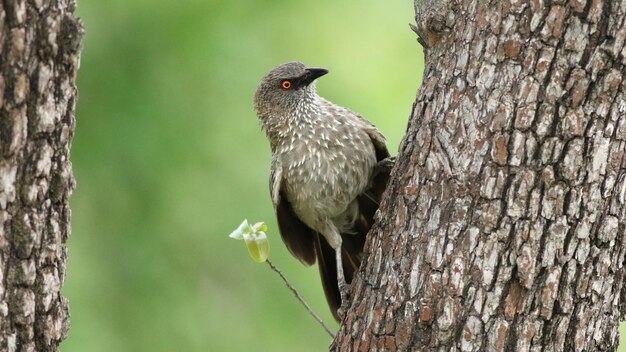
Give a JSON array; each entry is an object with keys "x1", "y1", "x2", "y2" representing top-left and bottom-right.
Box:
[
  {"x1": 372, "y1": 156, "x2": 396, "y2": 178},
  {"x1": 337, "y1": 301, "x2": 350, "y2": 320},
  {"x1": 336, "y1": 280, "x2": 350, "y2": 320}
]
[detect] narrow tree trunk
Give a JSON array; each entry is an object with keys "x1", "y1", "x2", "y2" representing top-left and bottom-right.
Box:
[
  {"x1": 333, "y1": 0, "x2": 626, "y2": 351},
  {"x1": 0, "y1": 1, "x2": 82, "y2": 351}
]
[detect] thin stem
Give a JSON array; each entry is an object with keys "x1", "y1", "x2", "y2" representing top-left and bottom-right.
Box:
[{"x1": 266, "y1": 259, "x2": 335, "y2": 338}]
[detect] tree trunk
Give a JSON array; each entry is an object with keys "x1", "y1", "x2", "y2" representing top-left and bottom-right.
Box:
[
  {"x1": 333, "y1": 0, "x2": 626, "y2": 351},
  {"x1": 0, "y1": 1, "x2": 82, "y2": 351}
]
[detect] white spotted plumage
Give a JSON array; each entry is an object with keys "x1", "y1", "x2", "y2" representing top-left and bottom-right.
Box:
[{"x1": 254, "y1": 61, "x2": 389, "y2": 321}]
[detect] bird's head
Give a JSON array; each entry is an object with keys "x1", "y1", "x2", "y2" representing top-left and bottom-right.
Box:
[{"x1": 253, "y1": 61, "x2": 328, "y2": 119}]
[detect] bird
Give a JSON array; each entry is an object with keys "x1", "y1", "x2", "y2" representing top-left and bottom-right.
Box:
[{"x1": 253, "y1": 61, "x2": 391, "y2": 322}]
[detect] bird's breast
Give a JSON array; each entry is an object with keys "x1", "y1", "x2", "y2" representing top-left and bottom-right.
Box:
[{"x1": 277, "y1": 129, "x2": 376, "y2": 225}]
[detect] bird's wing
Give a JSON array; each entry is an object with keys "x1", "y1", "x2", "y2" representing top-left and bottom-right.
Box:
[
  {"x1": 269, "y1": 155, "x2": 282, "y2": 205},
  {"x1": 359, "y1": 118, "x2": 393, "y2": 221},
  {"x1": 363, "y1": 124, "x2": 390, "y2": 161},
  {"x1": 342, "y1": 105, "x2": 390, "y2": 161},
  {"x1": 269, "y1": 157, "x2": 316, "y2": 266},
  {"x1": 318, "y1": 98, "x2": 389, "y2": 160}
]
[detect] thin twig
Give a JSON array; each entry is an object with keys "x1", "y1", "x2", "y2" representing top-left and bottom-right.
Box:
[{"x1": 266, "y1": 259, "x2": 335, "y2": 338}]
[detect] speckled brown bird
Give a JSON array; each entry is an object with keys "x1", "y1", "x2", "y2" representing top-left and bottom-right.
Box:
[{"x1": 253, "y1": 61, "x2": 391, "y2": 322}]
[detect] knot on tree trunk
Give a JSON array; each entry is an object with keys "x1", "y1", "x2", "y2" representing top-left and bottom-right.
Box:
[{"x1": 412, "y1": 0, "x2": 456, "y2": 48}]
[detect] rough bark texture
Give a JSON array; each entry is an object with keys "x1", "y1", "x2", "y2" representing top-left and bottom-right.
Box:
[
  {"x1": 0, "y1": 1, "x2": 82, "y2": 351},
  {"x1": 333, "y1": 0, "x2": 626, "y2": 351}
]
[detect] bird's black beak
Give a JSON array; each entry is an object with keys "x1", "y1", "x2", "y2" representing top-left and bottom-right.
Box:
[{"x1": 301, "y1": 67, "x2": 329, "y2": 86}]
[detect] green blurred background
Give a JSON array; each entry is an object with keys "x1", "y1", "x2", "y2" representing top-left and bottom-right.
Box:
[
  {"x1": 64, "y1": 0, "x2": 420, "y2": 351},
  {"x1": 63, "y1": 0, "x2": 625, "y2": 351}
]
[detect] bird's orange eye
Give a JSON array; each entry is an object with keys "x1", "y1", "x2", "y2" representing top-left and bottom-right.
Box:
[{"x1": 281, "y1": 80, "x2": 292, "y2": 90}]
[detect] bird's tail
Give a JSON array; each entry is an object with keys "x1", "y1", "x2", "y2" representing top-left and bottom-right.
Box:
[{"x1": 314, "y1": 230, "x2": 365, "y2": 322}]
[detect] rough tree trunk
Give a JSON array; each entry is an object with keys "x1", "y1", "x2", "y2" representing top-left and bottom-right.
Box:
[
  {"x1": 0, "y1": 1, "x2": 82, "y2": 351},
  {"x1": 333, "y1": 0, "x2": 626, "y2": 351}
]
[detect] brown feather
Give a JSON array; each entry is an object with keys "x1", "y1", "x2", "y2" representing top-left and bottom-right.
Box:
[
  {"x1": 275, "y1": 191, "x2": 316, "y2": 266},
  {"x1": 315, "y1": 234, "x2": 341, "y2": 322}
]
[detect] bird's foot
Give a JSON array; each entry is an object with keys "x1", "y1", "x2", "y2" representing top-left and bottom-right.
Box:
[
  {"x1": 334, "y1": 245, "x2": 351, "y2": 320},
  {"x1": 372, "y1": 156, "x2": 396, "y2": 178},
  {"x1": 336, "y1": 280, "x2": 350, "y2": 319}
]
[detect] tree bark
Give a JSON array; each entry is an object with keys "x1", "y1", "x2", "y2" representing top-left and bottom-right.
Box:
[
  {"x1": 0, "y1": 1, "x2": 82, "y2": 351},
  {"x1": 333, "y1": 0, "x2": 626, "y2": 351}
]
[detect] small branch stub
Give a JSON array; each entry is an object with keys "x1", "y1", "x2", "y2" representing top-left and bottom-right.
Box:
[{"x1": 413, "y1": 0, "x2": 454, "y2": 48}]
